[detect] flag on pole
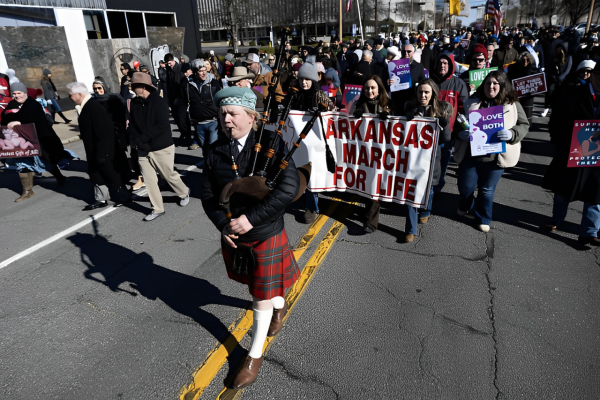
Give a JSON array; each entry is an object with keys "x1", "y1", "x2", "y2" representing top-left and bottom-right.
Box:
[
  {"x1": 487, "y1": 0, "x2": 502, "y2": 34},
  {"x1": 458, "y1": 0, "x2": 469, "y2": 17},
  {"x1": 449, "y1": 0, "x2": 460, "y2": 15},
  {"x1": 346, "y1": 0, "x2": 352, "y2": 13}
]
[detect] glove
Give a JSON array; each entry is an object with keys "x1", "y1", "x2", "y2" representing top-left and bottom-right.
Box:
[
  {"x1": 437, "y1": 116, "x2": 448, "y2": 127},
  {"x1": 497, "y1": 129, "x2": 512, "y2": 141},
  {"x1": 457, "y1": 130, "x2": 470, "y2": 141},
  {"x1": 353, "y1": 109, "x2": 364, "y2": 118},
  {"x1": 379, "y1": 111, "x2": 389, "y2": 120}
]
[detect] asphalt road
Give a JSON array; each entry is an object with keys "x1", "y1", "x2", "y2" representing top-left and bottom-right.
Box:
[{"x1": 1, "y1": 99, "x2": 599, "y2": 400}]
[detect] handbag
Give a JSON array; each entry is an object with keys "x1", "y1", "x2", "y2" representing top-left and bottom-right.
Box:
[{"x1": 224, "y1": 240, "x2": 258, "y2": 276}]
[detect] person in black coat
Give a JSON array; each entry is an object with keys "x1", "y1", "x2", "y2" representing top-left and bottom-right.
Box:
[
  {"x1": 420, "y1": 37, "x2": 440, "y2": 73},
  {"x1": 164, "y1": 53, "x2": 191, "y2": 143},
  {"x1": 128, "y1": 72, "x2": 190, "y2": 221},
  {"x1": 506, "y1": 52, "x2": 537, "y2": 125},
  {"x1": 200, "y1": 86, "x2": 300, "y2": 389},
  {"x1": 68, "y1": 82, "x2": 132, "y2": 210},
  {"x1": 2, "y1": 82, "x2": 70, "y2": 202},
  {"x1": 388, "y1": 44, "x2": 426, "y2": 115},
  {"x1": 541, "y1": 72, "x2": 600, "y2": 245}
]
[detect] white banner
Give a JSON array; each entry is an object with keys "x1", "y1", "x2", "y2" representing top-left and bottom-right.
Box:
[{"x1": 281, "y1": 111, "x2": 439, "y2": 208}]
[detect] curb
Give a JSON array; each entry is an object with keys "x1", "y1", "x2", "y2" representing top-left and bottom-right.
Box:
[{"x1": 61, "y1": 136, "x2": 80, "y2": 145}]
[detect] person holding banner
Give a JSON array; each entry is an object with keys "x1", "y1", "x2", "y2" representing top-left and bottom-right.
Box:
[
  {"x1": 200, "y1": 87, "x2": 300, "y2": 388},
  {"x1": 403, "y1": 79, "x2": 453, "y2": 242},
  {"x1": 507, "y1": 52, "x2": 537, "y2": 125},
  {"x1": 453, "y1": 71, "x2": 529, "y2": 233},
  {"x1": 2, "y1": 82, "x2": 72, "y2": 202},
  {"x1": 541, "y1": 65, "x2": 600, "y2": 246}
]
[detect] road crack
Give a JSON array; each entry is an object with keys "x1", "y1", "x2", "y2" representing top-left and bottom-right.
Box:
[
  {"x1": 484, "y1": 233, "x2": 501, "y2": 399},
  {"x1": 264, "y1": 355, "x2": 340, "y2": 399}
]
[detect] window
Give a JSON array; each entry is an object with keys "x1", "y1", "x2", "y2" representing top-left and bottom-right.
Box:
[
  {"x1": 126, "y1": 12, "x2": 145, "y2": 38},
  {"x1": 106, "y1": 11, "x2": 128, "y2": 39},
  {"x1": 0, "y1": 6, "x2": 56, "y2": 27},
  {"x1": 83, "y1": 10, "x2": 108, "y2": 39},
  {"x1": 144, "y1": 13, "x2": 174, "y2": 27}
]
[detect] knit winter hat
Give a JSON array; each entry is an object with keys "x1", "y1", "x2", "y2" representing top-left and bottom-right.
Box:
[
  {"x1": 42, "y1": 68, "x2": 51, "y2": 76},
  {"x1": 213, "y1": 86, "x2": 257, "y2": 110},
  {"x1": 224, "y1": 53, "x2": 235, "y2": 62},
  {"x1": 292, "y1": 63, "x2": 302, "y2": 72},
  {"x1": 10, "y1": 82, "x2": 27, "y2": 93},
  {"x1": 472, "y1": 43, "x2": 488, "y2": 61},
  {"x1": 366, "y1": 39, "x2": 375, "y2": 48},
  {"x1": 298, "y1": 57, "x2": 318, "y2": 81}
]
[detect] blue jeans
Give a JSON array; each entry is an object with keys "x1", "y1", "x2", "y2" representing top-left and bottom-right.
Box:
[
  {"x1": 434, "y1": 140, "x2": 455, "y2": 193},
  {"x1": 581, "y1": 203, "x2": 600, "y2": 238},
  {"x1": 305, "y1": 190, "x2": 319, "y2": 213},
  {"x1": 457, "y1": 158, "x2": 505, "y2": 225},
  {"x1": 405, "y1": 186, "x2": 434, "y2": 234},
  {"x1": 195, "y1": 121, "x2": 219, "y2": 152},
  {"x1": 49, "y1": 98, "x2": 61, "y2": 112},
  {"x1": 550, "y1": 193, "x2": 569, "y2": 226}
]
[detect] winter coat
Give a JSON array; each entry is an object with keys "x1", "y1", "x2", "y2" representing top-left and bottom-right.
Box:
[
  {"x1": 549, "y1": 42, "x2": 572, "y2": 86},
  {"x1": 543, "y1": 38, "x2": 563, "y2": 70},
  {"x1": 453, "y1": 96, "x2": 529, "y2": 168},
  {"x1": 370, "y1": 48, "x2": 385, "y2": 78},
  {"x1": 40, "y1": 78, "x2": 56, "y2": 100},
  {"x1": 1, "y1": 97, "x2": 66, "y2": 164},
  {"x1": 405, "y1": 101, "x2": 453, "y2": 186},
  {"x1": 166, "y1": 63, "x2": 184, "y2": 105},
  {"x1": 325, "y1": 67, "x2": 340, "y2": 88},
  {"x1": 78, "y1": 97, "x2": 132, "y2": 185},
  {"x1": 431, "y1": 53, "x2": 469, "y2": 131},
  {"x1": 337, "y1": 50, "x2": 350, "y2": 76},
  {"x1": 541, "y1": 84, "x2": 600, "y2": 204},
  {"x1": 420, "y1": 45, "x2": 440, "y2": 72},
  {"x1": 128, "y1": 91, "x2": 173, "y2": 153},
  {"x1": 94, "y1": 92, "x2": 128, "y2": 151},
  {"x1": 181, "y1": 73, "x2": 222, "y2": 123},
  {"x1": 490, "y1": 47, "x2": 519, "y2": 68},
  {"x1": 199, "y1": 129, "x2": 300, "y2": 242}
]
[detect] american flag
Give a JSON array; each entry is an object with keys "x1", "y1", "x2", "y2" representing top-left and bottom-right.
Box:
[
  {"x1": 346, "y1": 0, "x2": 352, "y2": 13},
  {"x1": 487, "y1": 0, "x2": 502, "y2": 34}
]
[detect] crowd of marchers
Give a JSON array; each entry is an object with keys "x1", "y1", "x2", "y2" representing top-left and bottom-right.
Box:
[{"x1": 0, "y1": 22, "x2": 599, "y2": 245}]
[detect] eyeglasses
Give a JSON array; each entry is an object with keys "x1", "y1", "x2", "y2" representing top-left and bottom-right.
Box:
[
  {"x1": 92, "y1": 87, "x2": 103, "y2": 92},
  {"x1": 475, "y1": 58, "x2": 485, "y2": 62}
]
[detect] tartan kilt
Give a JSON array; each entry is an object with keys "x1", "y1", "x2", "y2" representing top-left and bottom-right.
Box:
[{"x1": 222, "y1": 229, "x2": 300, "y2": 300}]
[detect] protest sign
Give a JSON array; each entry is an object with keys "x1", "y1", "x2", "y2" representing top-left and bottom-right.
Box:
[
  {"x1": 0, "y1": 123, "x2": 41, "y2": 159},
  {"x1": 468, "y1": 67, "x2": 497, "y2": 93},
  {"x1": 512, "y1": 73, "x2": 547, "y2": 97},
  {"x1": 388, "y1": 59, "x2": 412, "y2": 92},
  {"x1": 282, "y1": 111, "x2": 439, "y2": 207},
  {"x1": 459, "y1": 39, "x2": 470, "y2": 49},
  {"x1": 468, "y1": 105, "x2": 506, "y2": 156},
  {"x1": 424, "y1": 68, "x2": 429, "y2": 79},
  {"x1": 341, "y1": 84, "x2": 362, "y2": 112},
  {"x1": 568, "y1": 120, "x2": 600, "y2": 168}
]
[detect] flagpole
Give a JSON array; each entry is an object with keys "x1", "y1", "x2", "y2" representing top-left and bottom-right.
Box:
[
  {"x1": 339, "y1": 0, "x2": 343, "y2": 41},
  {"x1": 356, "y1": 0, "x2": 365, "y2": 43}
]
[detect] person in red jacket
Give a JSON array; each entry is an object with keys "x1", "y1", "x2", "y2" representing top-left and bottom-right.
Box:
[{"x1": 431, "y1": 53, "x2": 469, "y2": 194}]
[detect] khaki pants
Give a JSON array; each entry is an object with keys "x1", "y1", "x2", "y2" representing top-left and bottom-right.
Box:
[{"x1": 138, "y1": 145, "x2": 188, "y2": 213}]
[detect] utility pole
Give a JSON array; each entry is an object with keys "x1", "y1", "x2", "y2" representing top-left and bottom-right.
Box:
[
  {"x1": 339, "y1": 0, "x2": 343, "y2": 41},
  {"x1": 586, "y1": 0, "x2": 596, "y2": 34},
  {"x1": 411, "y1": 0, "x2": 414, "y2": 31},
  {"x1": 375, "y1": 0, "x2": 379, "y2": 35}
]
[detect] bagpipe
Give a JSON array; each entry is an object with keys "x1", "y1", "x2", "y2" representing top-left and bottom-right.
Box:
[{"x1": 219, "y1": 29, "x2": 338, "y2": 221}]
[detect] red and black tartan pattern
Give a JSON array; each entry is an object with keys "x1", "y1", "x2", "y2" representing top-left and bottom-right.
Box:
[{"x1": 222, "y1": 229, "x2": 300, "y2": 300}]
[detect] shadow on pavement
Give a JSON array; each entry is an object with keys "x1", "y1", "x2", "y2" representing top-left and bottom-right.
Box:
[{"x1": 69, "y1": 220, "x2": 250, "y2": 369}]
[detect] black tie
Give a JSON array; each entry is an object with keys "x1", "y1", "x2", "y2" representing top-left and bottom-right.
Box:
[{"x1": 231, "y1": 139, "x2": 240, "y2": 161}]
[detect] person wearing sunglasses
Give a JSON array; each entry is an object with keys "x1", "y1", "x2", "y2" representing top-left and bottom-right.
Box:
[
  {"x1": 459, "y1": 43, "x2": 489, "y2": 94},
  {"x1": 386, "y1": 44, "x2": 426, "y2": 115}
]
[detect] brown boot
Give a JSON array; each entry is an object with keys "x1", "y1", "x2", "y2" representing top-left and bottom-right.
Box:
[
  {"x1": 15, "y1": 172, "x2": 35, "y2": 202},
  {"x1": 267, "y1": 302, "x2": 287, "y2": 337},
  {"x1": 233, "y1": 355, "x2": 264, "y2": 389}
]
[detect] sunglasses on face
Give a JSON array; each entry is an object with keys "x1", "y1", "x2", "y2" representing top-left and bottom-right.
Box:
[
  {"x1": 476, "y1": 58, "x2": 485, "y2": 62},
  {"x1": 92, "y1": 87, "x2": 103, "y2": 91}
]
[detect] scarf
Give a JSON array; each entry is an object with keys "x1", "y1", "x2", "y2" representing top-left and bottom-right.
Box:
[{"x1": 524, "y1": 44, "x2": 539, "y2": 68}]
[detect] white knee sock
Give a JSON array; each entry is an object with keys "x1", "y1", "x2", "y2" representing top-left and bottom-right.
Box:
[
  {"x1": 271, "y1": 296, "x2": 285, "y2": 310},
  {"x1": 248, "y1": 300, "x2": 273, "y2": 359}
]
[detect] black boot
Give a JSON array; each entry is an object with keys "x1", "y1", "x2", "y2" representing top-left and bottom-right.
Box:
[{"x1": 57, "y1": 111, "x2": 71, "y2": 124}]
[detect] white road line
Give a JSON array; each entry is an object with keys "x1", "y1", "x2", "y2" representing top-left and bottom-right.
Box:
[{"x1": 0, "y1": 160, "x2": 203, "y2": 270}]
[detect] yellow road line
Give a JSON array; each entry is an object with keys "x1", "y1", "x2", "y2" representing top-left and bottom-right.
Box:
[
  {"x1": 178, "y1": 206, "x2": 336, "y2": 400},
  {"x1": 215, "y1": 202, "x2": 355, "y2": 400}
]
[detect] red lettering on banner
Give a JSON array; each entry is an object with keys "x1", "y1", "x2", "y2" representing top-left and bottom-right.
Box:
[
  {"x1": 350, "y1": 120, "x2": 363, "y2": 140},
  {"x1": 343, "y1": 142, "x2": 356, "y2": 164},
  {"x1": 334, "y1": 166, "x2": 344, "y2": 185},
  {"x1": 370, "y1": 147, "x2": 382, "y2": 169},
  {"x1": 419, "y1": 125, "x2": 434, "y2": 149},
  {"x1": 396, "y1": 149, "x2": 409, "y2": 174},
  {"x1": 404, "y1": 179, "x2": 417, "y2": 201},
  {"x1": 392, "y1": 122, "x2": 405, "y2": 145},
  {"x1": 393, "y1": 176, "x2": 405, "y2": 198},
  {"x1": 344, "y1": 168, "x2": 355, "y2": 187},
  {"x1": 339, "y1": 118, "x2": 350, "y2": 140},
  {"x1": 358, "y1": 145, "x2": 369, "y2": 166},
  {"x1": 376, "y1": 173, "x2": 393, "y2": 197},
  {"x1": 404, "y1": 124, "x2": 419, "y2": 148},
  {"x1": 378, "y1": 121, "x2": 392, "y2": 144},
  {"x1": 356, "y1": 168, "x2": 367, "y2": 191},
  {"x1": 326, "y1": 119, "x2": 337, "y2": 139},
  {"x1": 383, "y1": 149, "x2": 395, "y2": 171},
  {"x1": 364, "y1": 120, "x2": 376, "y2": 142}
]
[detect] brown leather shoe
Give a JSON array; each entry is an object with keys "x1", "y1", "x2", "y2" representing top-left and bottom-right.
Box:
[
  {"x1": 418, "y1": 216, "x2": 429, "y2": 224},
  {"x1": 233, "y1": 355, "x2": 263, "y2": 389},
  {"x1": 267, "y1": 302, "x2": 287, "y2": 337},
  {"x1": 404, "y1": 234, "x2": 415, "y2": 243}
]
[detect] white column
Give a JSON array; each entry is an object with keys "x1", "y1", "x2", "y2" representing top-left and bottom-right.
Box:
[{"x1": 54, "y1": 8, "x2": 95, "y2": 85}]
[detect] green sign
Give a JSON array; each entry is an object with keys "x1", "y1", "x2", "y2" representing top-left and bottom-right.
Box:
[{"x1": 469, "y1": 67, "x2": 498, "y2": 92}]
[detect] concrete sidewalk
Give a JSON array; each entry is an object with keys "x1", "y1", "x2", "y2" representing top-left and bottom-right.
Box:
[{"x1": 53, "y1": 109, "x2": 79, "y2": 145}]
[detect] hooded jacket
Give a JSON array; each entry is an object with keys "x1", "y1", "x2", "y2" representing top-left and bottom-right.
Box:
[
  {"x1": 551, "y1": 42, "x2": 572, "y2": 85},
  {"x1": 431, "y1": 53, "x2": 468, "y2": 131}
]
